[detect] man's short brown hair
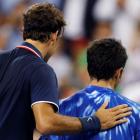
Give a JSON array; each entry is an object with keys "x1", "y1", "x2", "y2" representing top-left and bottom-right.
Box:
[{"x1": 23, "y1": 3, "x2": 66, "y2": 42}]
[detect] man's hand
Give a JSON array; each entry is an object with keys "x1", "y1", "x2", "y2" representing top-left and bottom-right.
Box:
[{"x1": 95, "y1": 101, "x2": 132, "y2": 130}]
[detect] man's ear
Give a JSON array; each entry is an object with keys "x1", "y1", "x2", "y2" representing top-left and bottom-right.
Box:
[
  {"x1": 114, "y1": 68, "x2": 124, "y2": 80},
  {"x1": 49, "y1": 32, "x2": 58, "y2": 41}
]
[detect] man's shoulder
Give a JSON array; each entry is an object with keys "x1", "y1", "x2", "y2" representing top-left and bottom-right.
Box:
[
  {"x1": 22, "y1": 54, "x2": 55, "y2": 74},
  {"x1": 59, "y1": 87, "x2": 93, "y2": 116},
  {"x1": 60, "y1": 89, "x2": 86, "y2": 105},
  {"x1": 114, "y1": 91, "x2": 139, "y2": 106},
  {"x1": 117, "y1": 93, "x2": 140, "y2": 113},
  {"x1": 59, "y1": 86, "x2": 110, "y2": 107},
  {"x1": 0, "y1": 50, "x2": 16, "y2": 70},
  {"x1": 0, "y1": 50, "x2": 11, "y2": 61},
  {"x1": 0, "y1": 49, "x2": 55, "y2": 77},
  {"x1": 59, "y1": 86, "x2": 140, "y2": 116}
]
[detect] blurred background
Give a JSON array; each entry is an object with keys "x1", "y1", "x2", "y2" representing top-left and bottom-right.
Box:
[{"x1": 1, "y1": 0, "x2": 140, "y2": 102}]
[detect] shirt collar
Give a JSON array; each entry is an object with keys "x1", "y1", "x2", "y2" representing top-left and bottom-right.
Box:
[
  {"x1": 86, "y1": 85, "x2": 113, "y2": 93},
  {"x1": 21, "y1": 42, "x2": 43, "y2": 58}
]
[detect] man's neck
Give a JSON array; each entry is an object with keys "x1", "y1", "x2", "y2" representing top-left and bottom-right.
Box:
[
  {"x1": 90, "y1": 79, "x2": 115, "y2": 90},
  {"x1": 25, "y1": 39, "x2": 48, "y2": 58}
]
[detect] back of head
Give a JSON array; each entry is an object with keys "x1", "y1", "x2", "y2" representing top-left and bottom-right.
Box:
[
  {"x1": 87, "y1": 38, "x2": 128, "y2": 81},
  {"x1": 23, "y1": 3, "x2": 66, "y2": 42}
]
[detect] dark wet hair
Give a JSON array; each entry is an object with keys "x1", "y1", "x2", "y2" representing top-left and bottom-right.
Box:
[{"x1": 87, "y1": 38, "x2": 128, "y2": 80}]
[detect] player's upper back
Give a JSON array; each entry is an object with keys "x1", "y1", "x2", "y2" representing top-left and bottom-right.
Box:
[
  {"x1": 0, "y1": 45, "x2": 46, "y2": 101},
  {"x1": 58, "y1": 85, "x2": 140, "y2": 140},
  {"x1": 0, "y1": 42, "x2": 52, "y2": 140}
]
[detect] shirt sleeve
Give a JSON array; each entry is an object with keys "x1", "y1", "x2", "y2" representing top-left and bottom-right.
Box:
[{"x1": 30, "y1": 64, "x2": 59, "y2": 112}]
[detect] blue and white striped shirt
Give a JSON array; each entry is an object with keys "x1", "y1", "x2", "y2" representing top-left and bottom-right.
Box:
[{"x1": 50, "y1": 85, "x2": 140, "y2": 140}]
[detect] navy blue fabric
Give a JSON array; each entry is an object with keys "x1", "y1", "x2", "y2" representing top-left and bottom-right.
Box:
[{"x1": 0, "y1": 42, "x2": 59, "y2": 140}]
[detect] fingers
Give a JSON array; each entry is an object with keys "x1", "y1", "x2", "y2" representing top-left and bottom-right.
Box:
[
  {"x1": 100, "y1": 104, "x2": 132, "y2": 130},
  {"x1": 101, "y1": 118, "x2": 128, "y2": 130},
  {"x1": 114, "y1": 112, "x2": 132, "y2": 120},
  {"x1": 114, "y1": 118, "x2": 128, "y2": 125},
  {"x1": 113, "y1": 107, "x2": 132, "y2": 115},
  {"x1": 96, "y1": 103, "x2": 133, "y2": 130},
  {"x1": 101, "y1": 119, "x2": 128, "y2": 130},
  {"x1": 100, "y1": 100, "x2": 109, "y2": 109},
  {"x1": 109, "y1": 104, "x2": 128, "y2": 112}
]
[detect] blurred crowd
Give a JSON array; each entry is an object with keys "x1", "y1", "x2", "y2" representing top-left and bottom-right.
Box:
[{"x1": 1, "y1": 0, "x2": 140, "y2": 102}]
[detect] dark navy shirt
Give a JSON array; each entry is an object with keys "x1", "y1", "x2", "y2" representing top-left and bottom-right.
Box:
[{"x1": 0, "y1": 42, "x2": 59, "y2": 140}]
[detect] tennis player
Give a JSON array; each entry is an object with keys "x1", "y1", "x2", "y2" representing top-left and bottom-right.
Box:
[{"x1": 52, "y1": 39, "x2": 140, "y2": 140}]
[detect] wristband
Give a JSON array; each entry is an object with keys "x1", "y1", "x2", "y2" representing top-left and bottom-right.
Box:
[{"x1": 79, "y1": 115, "x2": 101, "y2": 133}]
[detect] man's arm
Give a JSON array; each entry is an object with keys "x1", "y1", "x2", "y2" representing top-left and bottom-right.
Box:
[
  {"x1": 31, "y1": 65, "x2": 132, "y2": 135},
  {"x1": 32, "y1": 102, "x2": 132, "y2": 135}
]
